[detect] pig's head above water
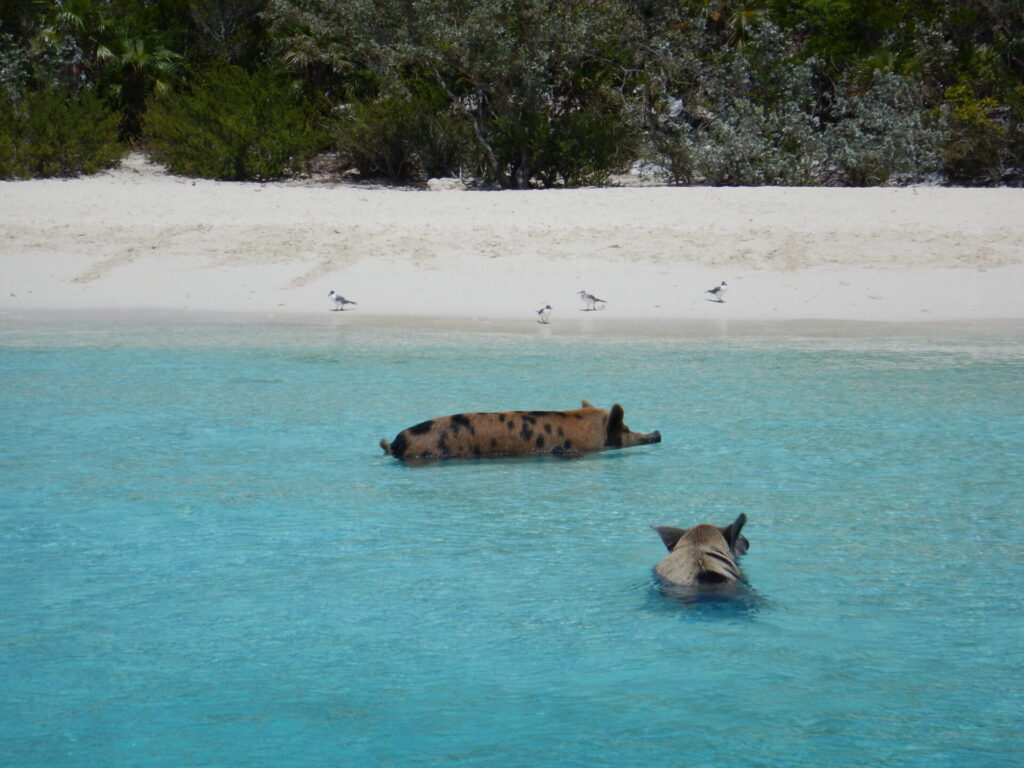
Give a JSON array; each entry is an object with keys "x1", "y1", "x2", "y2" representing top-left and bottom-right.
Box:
[{"x1": 651, "y1": 514, "x2": 749, "y2": 590}]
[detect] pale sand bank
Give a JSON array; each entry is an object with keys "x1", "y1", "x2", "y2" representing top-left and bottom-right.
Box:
[{"x1": 1, "y1": 154, "x2": 1022, "y2": 334}]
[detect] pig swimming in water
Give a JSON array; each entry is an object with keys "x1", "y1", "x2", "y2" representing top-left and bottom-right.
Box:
[
  {"x1": 651, "y1": 514, "x2": 750, "y2": 591},
  {"x1": 380, "y1": 400, "x2": 661, "y2": 461}
]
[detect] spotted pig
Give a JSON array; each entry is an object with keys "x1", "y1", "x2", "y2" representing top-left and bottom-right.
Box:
[{"x1": 379, "y1": 400, "x2": 661, "y2": 460}]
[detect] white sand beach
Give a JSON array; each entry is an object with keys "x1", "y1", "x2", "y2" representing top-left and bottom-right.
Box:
[{"x1": 1, "y1": 153, "x2": 1022, "y2": 331}]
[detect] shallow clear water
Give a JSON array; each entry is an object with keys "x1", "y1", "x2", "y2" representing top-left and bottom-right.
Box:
[{"x1": 1, "y1": 321, "x2": 1022, "y2": 767}]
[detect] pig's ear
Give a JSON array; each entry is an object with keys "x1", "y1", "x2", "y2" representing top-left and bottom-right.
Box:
[
  {"x1": 580, "y1": 399, "x2": 595, "y2": 408},
  {"x1": 652, "y1": 525, "x2": 688, "y2": 552},
  {"x1": 719, "y1": 514, "x2": 747, "y2": 552},
  {"x1": 605, "y1": 403, "x2": 624, "y2": 446}
]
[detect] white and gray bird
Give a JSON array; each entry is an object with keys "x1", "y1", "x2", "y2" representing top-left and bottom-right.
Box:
[
  {"x1": 578, "y1": 290, "x2": 606, "y2": 311},
  {"x1": 537, "y1": 305, "x2": 553, "y2": 324},
  {"x1": 706, "y1": 281, "x2": 727, "y2": 302},
  {"x1": 328, "y1": 290, "x2": 357, "y2": 311}
]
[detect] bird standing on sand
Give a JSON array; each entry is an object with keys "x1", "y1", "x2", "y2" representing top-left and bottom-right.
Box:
[
  {"x1": 706, "y1": 282, "x2": 727, "y2": 302},
  {"x1": 328, "y1": 290, "x2": 357, "y2": 311},
  {"x1": 537, "y1": 305, "x2": 552, "y2": 324},
  {"x1": 578, "y1": 290, "x2": 606, "y2": 311}
]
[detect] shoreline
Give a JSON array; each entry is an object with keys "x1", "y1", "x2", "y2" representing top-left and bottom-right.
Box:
[
  {"x1": 2, "y1": 154, "x2": 1022, "y2": 333},
  {"x1": 3, "y1": 307, "x2": 1022, "y2": 343}
]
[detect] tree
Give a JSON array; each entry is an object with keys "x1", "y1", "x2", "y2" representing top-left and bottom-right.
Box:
[
  {"x1": 101, "y1": 33, "x2": 182, "y2": 138},
  {"x1": 268, "y1": 0, "x2": 637, "y2": 187}
]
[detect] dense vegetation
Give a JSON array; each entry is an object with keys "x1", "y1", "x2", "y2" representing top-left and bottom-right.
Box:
[{"x1": 1, "y1": 0, "x2": 1021, "y2": 186}]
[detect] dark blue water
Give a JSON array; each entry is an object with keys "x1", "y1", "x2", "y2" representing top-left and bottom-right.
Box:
[{"x1": 2, "y1": 321, "x2": 1021, "y2": 767}]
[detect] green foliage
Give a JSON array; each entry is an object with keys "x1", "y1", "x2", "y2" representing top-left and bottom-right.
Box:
[
  {"x1": 0, "y1": 98, "x2": 17, "y2": 173},
  {"x1": 0, "y1": 33, "x2": 26, "y2": 102},
  {"x1": 0, "y1": 87, "x2": 123, "y2": 178},
  {"x1": 101, "y1": 34, "x2": 183, "y2": 138},
  {"x1": 2, "y1": 0, "x2": 270, "y2": 138},
  {"x1": 269, "y1": 0, "x2": 640, "y2": 188},
  {"x1": 2, "y1": 0, "x2": 1022, "y2": 185},
  {"x1": 644, "y1": 23, "x2": 825, "y2": 185},
  {"x1": 331, "y1": 77, "x2": 465, "y2": 182},
  {"x1": 941, "y1": 83, "x2": 1017, "y2": 184},
  {"x1": 823, "y1": 71, "x2": 946, "y2": 185},
  {"x1": 333, "y1": 96, "x2": 424, "y2": 182},
  {"x1": 537, "y1": 96, "x2": 638, "y2": 187},
  {"x1": 766, "y1": 0, "x2": 940, "y2": 69},
  {"x1": 427, "y1": 0, "x2": 639, "y2": 188},
  {"x1": 179, "y1": 0, "x2": 270, "y2": 65},
  {"x1": 145, "y1": 64, "x2": 327, "y2": 180}
]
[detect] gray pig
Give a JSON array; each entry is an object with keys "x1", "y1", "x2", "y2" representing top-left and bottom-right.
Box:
[{"x1": 651, "y1": 514, "x2": 749, "y2": 590}]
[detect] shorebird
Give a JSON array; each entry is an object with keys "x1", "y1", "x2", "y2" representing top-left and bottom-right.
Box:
[
  {"x1": 578, "y1": 290, "x2": 606, "y2": 311},
  {"x1": 706, "y1": 282, "x2": 727, "y2": 302},
  {"x1": 328, "y1": 290, "x2": 357, "y2": 311},
  {"x1": 537, "y1": 305, "x2": 552, "y2": 324}
]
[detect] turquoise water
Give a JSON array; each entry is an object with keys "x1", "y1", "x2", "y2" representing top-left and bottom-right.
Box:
[{"x1": 2, "y1": 320, "x2": 1022, "y2": 767}]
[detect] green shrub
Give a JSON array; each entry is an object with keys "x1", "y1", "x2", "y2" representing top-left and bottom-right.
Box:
[
  {"x1": 0, "y1": 99, "x2": 16, "y2": 173},
  {"x1": 823, "y1": 72, "x2": 945, "y2": 186},
  {"x1": 472, "y1": 89, "x2": 636, "y2": 188},
  {"x1": 688, "y1": 95, "x2": 823, "y2": 186},
  {"x1": 535, "y1": 94, "x2": 638, "y2": 187},
  {"x1": 644, "y1": 26, "x2": 825, "y2": 186},
  {"x1": 0, "y1": 88, "x2": 123, "y2": 178},
  {"x1": 333, "y1": 96, "x2": 422, "y2": 182},
  {"x1": 941, "y1": 84, "x2": 1014, "y2": 184},
  {"x1": 146, "y1": 65, "x2": 326, "y2": 180},
  {"x1": 648, "y1": 126, "x2": 697, "y2": 185},
  {"x1": 332, "y1": 80, "x2": 464, "y2": 183}
]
